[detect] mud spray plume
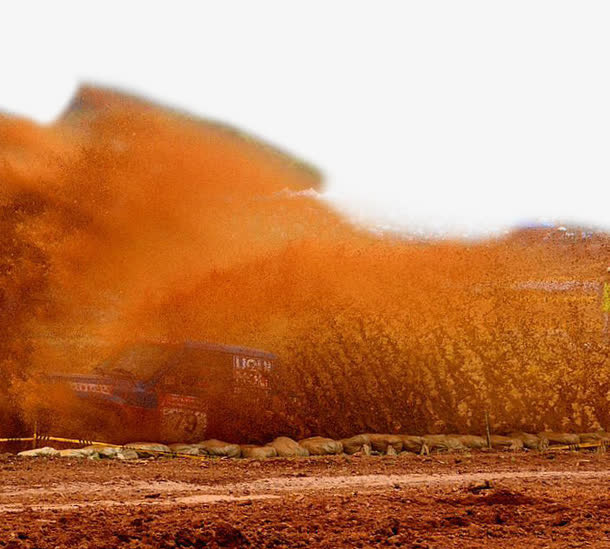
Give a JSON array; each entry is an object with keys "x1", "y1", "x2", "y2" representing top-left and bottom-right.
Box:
[{"x1": 1, "y1": 85, "x2": 609, "y2": 440}]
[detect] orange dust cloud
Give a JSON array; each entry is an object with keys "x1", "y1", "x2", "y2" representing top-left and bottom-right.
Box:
[{"x1": 1, "y1": 86, "x2": 609, "y2": 440}]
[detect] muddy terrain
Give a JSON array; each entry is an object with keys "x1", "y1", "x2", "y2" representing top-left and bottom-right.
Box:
[{"x1": 0, "y1": 451, "x2": 608, "y2": 548}]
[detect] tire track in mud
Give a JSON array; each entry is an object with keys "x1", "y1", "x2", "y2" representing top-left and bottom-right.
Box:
[{"x1": 0, "y1": 469, "x2": 608, "y2": 513}]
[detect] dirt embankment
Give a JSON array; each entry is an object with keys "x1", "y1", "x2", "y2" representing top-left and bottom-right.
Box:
[{"x1": 0, "y1": 451, "x2": 608, "y2": 548}]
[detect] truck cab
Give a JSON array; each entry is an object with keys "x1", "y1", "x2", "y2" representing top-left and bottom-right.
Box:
[{"x1": 44, "y1": 341, "x2": 276, "y2": 443}]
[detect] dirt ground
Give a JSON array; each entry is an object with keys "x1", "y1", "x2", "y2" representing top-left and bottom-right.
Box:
[{"x1": 0, "y1": 450, "x2": 608, "y2": 548}]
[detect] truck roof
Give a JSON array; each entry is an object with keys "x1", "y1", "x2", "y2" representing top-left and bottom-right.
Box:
[
  {"x1": 92, "y1": 341, "x2": 277, "y2": 381},
  {"x1": 183, "y1": 340, "x2": 276, "y2": 360}
]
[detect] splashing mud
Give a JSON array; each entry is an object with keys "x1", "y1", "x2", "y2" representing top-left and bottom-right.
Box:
[{"x1": 1, "y1": 86, "x2": 609, "y2": 440}]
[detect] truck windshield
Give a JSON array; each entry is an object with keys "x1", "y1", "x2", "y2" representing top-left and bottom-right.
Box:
[{"x1": 96, "y1": 344, "x2": 178, "y2": 381}]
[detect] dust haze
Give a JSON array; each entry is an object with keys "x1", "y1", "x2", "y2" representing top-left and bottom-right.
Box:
[{"x1": 1, "y1": 86, "x2": 609, "y2": 441}]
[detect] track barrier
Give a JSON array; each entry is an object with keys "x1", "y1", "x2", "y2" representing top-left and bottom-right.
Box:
[{"x1": 1, "y1": 433, "x2": 608, "y2": 458}]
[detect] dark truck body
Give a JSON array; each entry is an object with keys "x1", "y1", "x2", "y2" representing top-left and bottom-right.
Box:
[{"x1": 46, "y1": 341, "x2": 276, "y2": 443}]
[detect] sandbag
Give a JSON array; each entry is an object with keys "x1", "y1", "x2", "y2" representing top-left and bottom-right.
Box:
[
  {"x1": 241, "y1": 445, "x2": 278, "y2": 459},
  {"x1": 398, "y1": 435, "x2": 427, "y2": 454},
  {"x1": 58, "y1": 448, "x2": 100, "y2": 459},
  {"x1": 83, "y1": 445, "x2": 129, "y2": 459},
  {"x1": 340, "y1": 434, "x2": 371, "y2": 455},
  {"x1": 266, "y1": 436, "x2": 309, "y2": 457},
  {"x1": 508, "y1": 432, "x2": 548, "y2": 450},
  {"x1": 422, "y1": 434, "x2": 467, "y2": 453},
  {"x1": 578, "y1": 432, "x2": 610, "y2": 444},
  {"x1": 365, "y1": 434, "x2": 403, "y2": 454},
  {"x1": 451, "y1": 435, "x2": 488, "y2": 450},
  {"x1": 298, "y1": 436, "x2": 343, "y2": 455},
  {"x1": 168, "y1": 443, "x2": 204, "y2": 456},
  {"x1": 490, "y1": 435, "x2": 524, "y2": 451},
  {"x1": 538, "y1": 432, "x2": 580, "y2": 446},
  {"x1": 116, "y1": 448, "x2": 139, "y2": 460},
  {"x1": 124, "y1": 442, "x2": 171, "y2": 457},
  {"x1": 197, "y1": 439, "x2": 241, "y2": 458},
  {"x1": 18, "y1": 447, "x2": 59, "y2": 458}
]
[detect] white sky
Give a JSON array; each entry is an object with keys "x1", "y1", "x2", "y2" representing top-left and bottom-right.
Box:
[{"x1": 2, "y1": 1, "x2": 609, "y2": 237}]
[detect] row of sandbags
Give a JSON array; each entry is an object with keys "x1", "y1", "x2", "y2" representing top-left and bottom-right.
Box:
[
  {"x1": 340, "y1": 431, "x2": 610, "y2": 455},
  {"x1": 17, "y1": 431, "x2": 609, "y2": 460},
  {"x1": 221, "y1": 431, "x2": 607, "y2": 457},
  {"x1": 121, "y1": 431, "x2": 609, "y2": 457},
  {"x1": 17, "y1": 446, "x2": 140, "y2": 459},
  {"x1": 15, "y1": 439, "x2": 306, "y2": 460}
]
